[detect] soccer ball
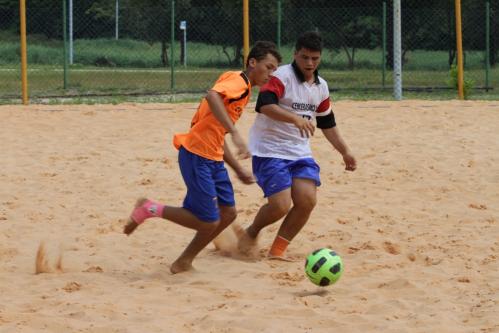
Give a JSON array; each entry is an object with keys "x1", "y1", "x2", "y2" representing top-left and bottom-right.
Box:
[{"x1": 305, "y1": 248, "x2": 343, "y2": 287}]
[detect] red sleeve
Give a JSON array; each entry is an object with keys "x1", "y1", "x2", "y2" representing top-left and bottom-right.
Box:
[
  {"x1": 316, "y1": 98, "x2": 331, "y2": 114},
  {"x1": 260, "y1": 76, "x2": 285, "y2": 98}
]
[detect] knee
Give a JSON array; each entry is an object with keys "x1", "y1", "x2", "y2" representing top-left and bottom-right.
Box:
[
  {"x1": 198, "y1": 220, "x2": 219, "y2": 233},
  {"x1": 269, "y1": 199, "x2": 292, "y2": 219},
  {"x1": 221, "y1": 206, "x2": 238, "y2": 223},
  {"x1": 294, "y1": 195, "x2": 317, "y2": 212}
]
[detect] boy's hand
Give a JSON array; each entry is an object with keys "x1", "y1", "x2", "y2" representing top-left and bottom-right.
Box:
[
  {"x1": 231, "y1": 131, "x2": 251, "y2": 159},
  {"x1": 236, "y1": 168, "x2": 256, "y2": 185},
  {"x1": 343, "y1": 152, "x2": 357, "y2": 171},
  {"x1": 293, "y1": 116, "x2": 315, "y2": 138}
]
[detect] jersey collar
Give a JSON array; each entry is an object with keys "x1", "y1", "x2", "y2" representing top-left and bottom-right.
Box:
[{"x1": 291, "y1": 61, "x2": 320, "y2": 85}]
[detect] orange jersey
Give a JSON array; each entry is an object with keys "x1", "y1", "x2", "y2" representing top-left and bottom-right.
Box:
[{"x1": 173, "y1": 71, "x2": 251, "y2": 161}]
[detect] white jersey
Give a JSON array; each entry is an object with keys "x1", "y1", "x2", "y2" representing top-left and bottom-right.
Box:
[{"x1": 249, "y1": 63, "x2": 333, "y2": 160}]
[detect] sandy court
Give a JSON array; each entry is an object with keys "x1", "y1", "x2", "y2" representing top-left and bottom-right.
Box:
[{"x1": 0, "y1": 100, "x2": 498, "y2": 333}]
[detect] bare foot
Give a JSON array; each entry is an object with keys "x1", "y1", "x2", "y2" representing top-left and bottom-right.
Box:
[
  {"x1": 232, "y1": 223, "x2": 258, "y2": 257},
  {"x1": 170, "y1": 258, "x2": 193, "y2": 274},
  {"x1": 123, "y1": 219, "x2": 139, "y2": 235}
]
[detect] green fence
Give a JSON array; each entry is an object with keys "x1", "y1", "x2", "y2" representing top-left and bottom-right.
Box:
[{"x1": 0, "y1": 0, "x2": 497, "y2": 100}]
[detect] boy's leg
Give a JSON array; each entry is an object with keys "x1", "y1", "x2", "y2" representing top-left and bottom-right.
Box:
[
  {"x1": 125, "y1": 146, "x2": 224, "y2": 273},
  {"x1": 171, "y1": 206, "x2": 237, "y2": 273},
  {"x1": 170, "y1": 221, "x2": 219, "y2": 274},
  {"x1": 268, "y1": 158, "x2": 319, "y2": 258},
  {"x1": 124, "y1": 198, "x2": 209, "y2": 235},
  {"x1": 212, "y1": 205, "x2": 238, "y2": 239},
  {"x1": 267, "y1": 178, "x2": 316, "y2": 259},
  {"x1": 275, "y1": 178, "x2": 317, "y2": 242},
  {"x1": 235, "y1": 156, "x2": 293, "y2": 254},
  {"x1": 247, "y1": 189, "x2": 291, "y2": 238},
  {"x1": 211, "y1": 205, "x2": 239, "y2": 253},
  {"x1": 125, "y1": 147, "x2": 218, "y2": 235},
  {"x1": 235, "y1": 189, "x2": 291, "y2": 255},
  {"x1": 124, "y1": 199, "x2": 220, "y2": 273}
]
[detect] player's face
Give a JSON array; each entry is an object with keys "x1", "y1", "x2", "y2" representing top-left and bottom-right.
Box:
[
  {"x1": 248, "y1": 54, "x2": 279, "y2": 87},
  {"x1": 294, "y1": 48, "x2": 321, "y2": 81}
]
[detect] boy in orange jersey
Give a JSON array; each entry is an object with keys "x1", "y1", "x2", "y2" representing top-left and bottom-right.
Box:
[{"x1": 123, "y1": 41, "x2": 281, "y2": 274}]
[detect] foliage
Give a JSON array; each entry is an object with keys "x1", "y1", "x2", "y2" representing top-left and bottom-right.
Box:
[
  {"x1": 448, "y1": 65, "x2": 474, "y2": 99},
  {"x1": 1, "y1": 0, "x2": 497, "y2": 67}
]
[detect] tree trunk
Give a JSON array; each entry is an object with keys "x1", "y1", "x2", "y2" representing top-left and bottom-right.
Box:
[
  {"x1": 341, "y1": 45, "x2": 353, "y2": 69},
  {"x1": 222, "y1": 46, "x2": 231, "y2": 66},
  {"x1": 448, "y1": 0, "x2": 455, "y2": 67},
  {"x1": 161, "y1": 40, "x2": 169, "y2": 67},
  {"x1": 233, "y1": 46, "x2": 242, "y2": 67},
  {"x1": 491, "y1": 42, "x2": 497, "y2": 67},
  {"x1": 350, "y1": 47, "x2": 356, "y2": 69}
]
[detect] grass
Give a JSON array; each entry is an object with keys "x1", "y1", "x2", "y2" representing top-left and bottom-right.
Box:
[
  {"x1": 0, "y1": 35, "x2": 497, "y2": 101},
  {"x1": 1, "y1": 65, "x2": 496, "y2": 99},
  {"x1": 0, "y1": 37, "x2": 491, "y2": 70}
]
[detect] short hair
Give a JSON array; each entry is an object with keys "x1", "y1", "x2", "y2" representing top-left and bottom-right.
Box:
[
  {"x1": 295, "y1": 31, "x2": 323, "y2": 53},
  {"x1": 246, "y1": 41, "x2": 282, "y2": 67}
]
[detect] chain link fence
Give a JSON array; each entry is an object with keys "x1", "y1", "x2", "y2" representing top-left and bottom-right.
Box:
[{"x1": 0, "y1": 0, "x2": 497, "y2": 100}]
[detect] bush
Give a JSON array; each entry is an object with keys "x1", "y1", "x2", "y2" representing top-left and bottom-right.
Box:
[{"x1": 448, "y1": 65, "x2": 474, "y2": 99}]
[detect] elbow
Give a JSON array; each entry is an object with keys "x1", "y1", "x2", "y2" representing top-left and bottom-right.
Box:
[{"x1": 260, "y1": 105, "x2": 274, "y2": 115}]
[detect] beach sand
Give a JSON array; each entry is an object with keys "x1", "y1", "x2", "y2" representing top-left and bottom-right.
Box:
[{"x1": 0, "y1": 100, "x2": 498, "y2": 332}]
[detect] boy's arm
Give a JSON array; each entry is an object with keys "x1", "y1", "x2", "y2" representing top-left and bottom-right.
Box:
[
  {"x1": 206, "y1": 90, "x2": 250, "y2": 159},
  {"x1": 260, "y1": 104, "x2": 315, "y2": 138},
  {"x1": 223, "y1": 140, "x2": 255, "y2": 184},
  {"x1": 321, "y1": 127, "x2": 357, "y2": 171}
]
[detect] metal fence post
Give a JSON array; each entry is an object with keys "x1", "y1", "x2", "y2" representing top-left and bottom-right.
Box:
[
  {"x1": 382, "y1": 0, "x2": 387, "y2": 89},
  {"x1": 69, "y1": 0, "x2": 73, "y2": 64},
  {"x1": 455, "y1": 0, "x2": 464, "y2": 99},
  {"x1": 277, "y1": 0, "x2": 282, "y2": 51},
  {"x1": 243, "y1": 0, "x2": 249, "y2": 68},
  {"x1": 171, "y1": 0, "x2": 175, "y2": 93},
  {"x1": 63, "y1": 0, "x2": 68, "y2": 90},
  {"x1": 393, "y1": 0, "x2": 402, "y2": 100},
  {"x1": 485, "y1": 0, "x2": 490, "y2": 92},
  {"x1": 19, "y1": 0, "x2": 28, "y2": 104},
  {"x1": 115, "y1": 0, "x2": 119, "y2": 40}
]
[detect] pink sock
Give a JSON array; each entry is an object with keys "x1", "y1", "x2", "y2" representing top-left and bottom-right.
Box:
[{"x1": 131, "y1": 200, "x2": 165, "y2": 224}]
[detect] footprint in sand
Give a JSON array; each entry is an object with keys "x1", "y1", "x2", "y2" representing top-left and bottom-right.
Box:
[{"x1": 382, "y1": 241, "x2": 401, "y2": 255}]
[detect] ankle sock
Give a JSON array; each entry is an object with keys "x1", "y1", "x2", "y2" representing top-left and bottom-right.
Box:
[
  {"x1": 269, "y1": 235, "x2": 290, "y2": 257},
  {"x1": 132, "y1": 200, "x2": 165, "y2": 224}
]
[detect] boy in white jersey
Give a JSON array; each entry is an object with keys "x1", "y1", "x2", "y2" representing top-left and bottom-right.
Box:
[{"x1": 235, "y1": 31, "x2": 357, "y2": 259}]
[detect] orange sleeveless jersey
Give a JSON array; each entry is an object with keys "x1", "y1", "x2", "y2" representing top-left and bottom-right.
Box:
[{"x1": 173, "y1": 71, "x2": 251, "y2": 161}]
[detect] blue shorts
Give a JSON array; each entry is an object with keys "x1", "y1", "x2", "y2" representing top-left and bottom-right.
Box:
[
  {"x1": 252, "y1": 156, "x2": 321, "y2": 198},
  {"x1": 178, "y1": 147, "x2": 235, "y2": 222}
]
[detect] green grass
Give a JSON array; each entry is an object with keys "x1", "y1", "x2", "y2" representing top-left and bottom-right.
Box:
[
  {"x1": 1, "y1": 65, "x2": 497, "y2": 102},
  {"x1": 0, "y1": 35, "x2": 497, "y2": 101},
  {"x1": 0, "y1": 35, "x2": 493, "y2": 70}
]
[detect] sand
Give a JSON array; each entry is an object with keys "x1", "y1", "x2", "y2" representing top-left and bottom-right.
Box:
[{"x1": 0, "y1": 100, "x2": 498, "y2": 333}]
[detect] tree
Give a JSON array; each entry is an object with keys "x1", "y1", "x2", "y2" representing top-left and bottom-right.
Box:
[
  {"x1": 0, "y1": 0, "x2": 18, "y2": 30},
  {"x1": 331, "y1": 15, "x2": 380, "y2": 69},
  {"x1": 87, "y1": 0, "x2": 191, "y2": 67}
]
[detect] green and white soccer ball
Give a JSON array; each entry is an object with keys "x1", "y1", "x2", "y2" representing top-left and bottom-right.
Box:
[{"x1": 305, "y1": 248, "x2": 343, "y2": 287}]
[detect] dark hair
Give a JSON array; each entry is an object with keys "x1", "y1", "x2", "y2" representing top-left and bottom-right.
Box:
[
  {"x1": 246, "y1": 41, "x2": 282, "y2": 67},
  {"x1": 295, "y1": 31, "x2": 323, "y2": 52}
]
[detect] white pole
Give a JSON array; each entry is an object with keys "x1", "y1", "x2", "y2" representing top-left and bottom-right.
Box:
[
  {"x1": 69, "y1": 0, "x2": 73, "y2": 64},
  {"x1": 180, "y1": 21, "x2": 187, "y2": 67},
  {"x1": 115, "y1": 0, "x2": 119, "y2": 40},
  {"x1": 183, "y1": 28, "x2": 187, "y2": 67},
  {"x1": 393, "y1": 0, "x2": 402, "y2": 100}
]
